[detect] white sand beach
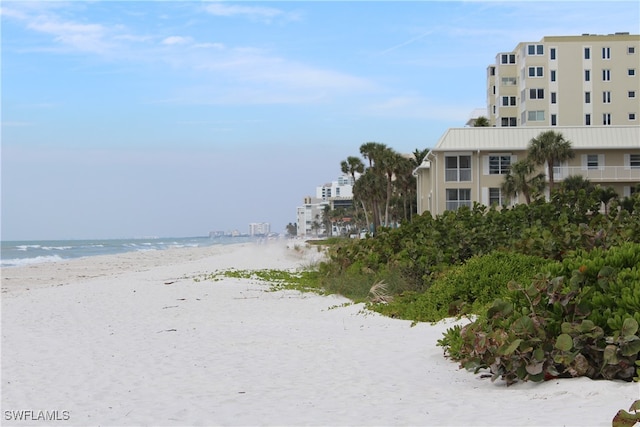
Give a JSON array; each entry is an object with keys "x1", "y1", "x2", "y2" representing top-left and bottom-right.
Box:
[{"x1": 1, "y1": 239, "x2": 637, "y2": 427}]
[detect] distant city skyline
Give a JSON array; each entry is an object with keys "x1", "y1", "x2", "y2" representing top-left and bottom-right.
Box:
[{"x1": 2, "y1": 1, "x2": 639, "y2": 240}]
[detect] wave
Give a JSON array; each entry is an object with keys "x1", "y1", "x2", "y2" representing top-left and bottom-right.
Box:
[{"x1": 1, "y1": 255, "x2": 65, "y2": 268}]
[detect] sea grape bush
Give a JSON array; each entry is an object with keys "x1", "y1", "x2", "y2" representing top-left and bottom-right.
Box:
[
  {"x1": 437, "y1": 243, "x2": 640, "y2": 385},
  {"x1": 372, "y1": 251, "x2": 553, "y2": 322},
  {"x1": 319, "y1": 194, "x2": 640, "y2": 300}
]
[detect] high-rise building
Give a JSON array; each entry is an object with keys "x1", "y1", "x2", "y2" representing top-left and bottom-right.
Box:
[
  {"x1": 248, "y1": 222, "x2": 270, "y2": 236},
  {"x1": 487, "y1": 33, "x2": 639, "y2": 127}
]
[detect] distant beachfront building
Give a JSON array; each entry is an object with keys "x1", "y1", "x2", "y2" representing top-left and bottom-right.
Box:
[
  {"x1": 249, "y1": 222, "x2": 270, "y2": 236},
  {"x1": 487, "y1": 33, "x2": 639, "y2": 127},
  {"x1": 316, "y1": 175, "x2": 355, "y2": 210},
  {"x1": 296, "y1": 175, "x2": 355, "y2": 237},
  {"x1": 296, "y1": 196, "x2": 327, "y2": 237}
]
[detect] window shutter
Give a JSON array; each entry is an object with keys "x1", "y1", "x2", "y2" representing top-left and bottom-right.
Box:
[
  {"x1": 624, "y1": 154, "x2": 630, "y2": 170},
  {"x1": 598, "y1": 154, "x2": 605, "y2": 171},
  {"x1": 623, "y1": 186, "x2": 631, "y2": 197},
  {"x1": 581, "y1": 154, "x2": 588, "y2": 171},
  {"x1": 483, "y1": 156, "x2": 489, "y2": 175},
  {"x1": 481, "y1": 187, "x2": 489, "y2": 206}
]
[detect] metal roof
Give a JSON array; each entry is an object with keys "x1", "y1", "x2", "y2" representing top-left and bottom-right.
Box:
[{"x1": 432, "y1": 126, "x2": 640, "y2": 152}]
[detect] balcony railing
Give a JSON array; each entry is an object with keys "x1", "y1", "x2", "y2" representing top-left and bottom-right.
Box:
[{"x1": 554, "y1": 166, "x2": 640, "y2": 182}]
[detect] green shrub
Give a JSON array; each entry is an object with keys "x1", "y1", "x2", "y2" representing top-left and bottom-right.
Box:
[
  {"x1": 373, "y1": 251, "x2": 552, "y2": 322},
  {"x1": 438, "y1": 243, "x2": 640, "y2": 385}
]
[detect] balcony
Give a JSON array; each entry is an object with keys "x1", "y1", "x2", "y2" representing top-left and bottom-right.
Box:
[{"x1": 554, "y1": 166, "x2": 640, "y2": 182}]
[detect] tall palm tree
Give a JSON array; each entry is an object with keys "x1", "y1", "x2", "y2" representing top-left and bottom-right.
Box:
[
  {"x1": 375, "y1": 147, "x2": 402, "y2": 227},
  {"x1": 501, "y1": 158, "x2": 546, "y2": 204},
  {"x1": 527, "y1": 130, "x2": 575, "y2": 193},
  {"x1": 341, "y1": 156, "x2": 365, "y2": 229},
  {"x1": 359, "y1": 142, "x2": 388, "y2": 167},
  {"x1": 359, "y1": 142, "x2": 388, "y2": 229}
]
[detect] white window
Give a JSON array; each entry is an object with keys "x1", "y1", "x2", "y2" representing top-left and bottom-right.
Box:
[
  {"x1": 629, "y1": 69, "x2": 636, "y2": 76},
  {"x1": 528, "y1": 66, "x2": 544, "y2": 77},
  {"x1": 602, "y1": 47, "x2": 611, "y2": 59},
  {"x1": 527, "y1": 110, "x2": 545, "y2": 121},
  {"x1": 551, "y1": 92, "x2": 557, "y2": 104},
  {"x1": 583, "y1": 154, "x2": 603, "y2": 170},
  {"x1": 445, "y1": 155, "x2": 472, "y2": 182},
  {"x1": 585, "y1": 69, "x2": 591, "y2": 81},
  {"x1": 550, "y1": 48, "x2": 556, "y2": 60},
  {"x1": 603, "y1": 91, "x2": 611, "y2": 103},
  {"x1": 629, "y1": 91, "x2": 636, "y2": 98},
  {"x1": 603, "y1": 113, "x2": 611, "y2": 125},
  {"x1": 585, "y1": 92, "x2": 591, "y2": 103},
  {"x1": 584, "y1": 47, "x2": 591, "y2": 59},
  {"x1": 502, "y1": 96, "x2": 516, "y2": 106},
  {"x1": 629, "y1": 46, "x2": 636, "y2": 54},
  {"x1": 501, "y1": 117, "x2": 517, "y2": 127},
  {"x1": 630, "y1": 113, "x2": 637, "y2": 121},
  {"x1": 489, "y1": 188, "x2": 504, "y2": 206},
  {"x1": 628, "y1": 154, "x2": 640, "y2": 169},
  {"x1": 585, "y1": 114, "x2": 591, "y2": 126},
  {"x1": 603, "y1": 69, "x2": 611, "y2": 81},
  {"x1": 550, "y1": 70, "x2": 556, "y2": 82},
  {"x1": 501, "y1": 54, "x2": 516, "y2": 64},
  {"x1": 446, "y1": 189, "x2": 472, "y2": 211},
  {"x1": 527, "y1": 44, "x2": 544, "y2": 55},
  {"x1": 551, "y1": 114, "x2": 557, "y2": 126},
  {"x1": 485, "y1": 154, "x2": 512, "y2": 175},
  {"x1": 529, "y1": 88, "x2": 544, "y2": 99}
]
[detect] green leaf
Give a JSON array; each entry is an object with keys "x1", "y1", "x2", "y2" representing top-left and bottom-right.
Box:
[
  {"x1": 513, "y1": 316, "x2": 535, "y2": 335},
  {"x1": 561, "y1": 322, "x2": 574, "y2": 334},
  {"x1": 621, "y1": 339, "x2": 640, "y2": 357},
  {"x1": 603, "y1": 345, "x2": 619, "y2": 365},
  {"x1": 500, "y1": 339, "x2": 523, "y2": 356},
  {"x1": 555, "y1": 334, "x2": 573, "y2": 351},
  {"x1": 621, "y1": 317, "x2": 639, "y2": 337},
  {"x1": 533, "y1": 347, "x2": 545, "y2": 362},
  {"x1": 612, "y1": 409, "x2": 640, "y2": 427},
  {"x1": 578, "y1": 319, "x2": 595, "y2": 333}
]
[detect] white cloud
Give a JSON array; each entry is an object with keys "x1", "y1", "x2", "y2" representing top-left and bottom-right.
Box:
[
  {"x1": 204, "y1": 3, "x2": 283, "y2": 19},
  {"x1": 161, "y1": 36, "x2": 193, "y2": 46},
  {"x1": 193, "y1": 42, "x2": 225, "y2": 50}
]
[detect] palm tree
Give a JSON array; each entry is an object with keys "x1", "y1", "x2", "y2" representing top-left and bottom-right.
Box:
[
  {"x1": 359, "y1": 142, "x2": 388, "y2": 229},
  {"x1": 411, "y1": 148, "x2": 430, "y2": 167},
  {"x1": 341, "y1": 156, "x2": 365, "y2": 229},
  {"x1": 359, "y1": 141, "x2": 387, "y2": 167},
  {"x1": 353, "y1": 168, "x2": 385, "y2": 233},
  {"x1": 375, "y1": 147, "x2": 402, "y2": 227},
  {"x1": 501, "y1": 158, "x2": 546, "y2": 204},
  {"x1": 560, "y1": 175, "x2": 594, "y2": 193},
  {"x1": 595, "y1": 186, "x2": 619, "y2": 215},
  {"x1": 473, "y1": 116, "x2": 490, "y2": 127},
  {"x1": 527, "y1": 130, "x2": 575, "y2": 193}
]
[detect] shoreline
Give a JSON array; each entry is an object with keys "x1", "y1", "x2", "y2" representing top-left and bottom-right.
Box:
[
  {"x1": 1, "y1": 239, "x2": 637, "y2": 426},
  {"x1": 1, "y1": 239, "x2": 312, "y2": 295}
]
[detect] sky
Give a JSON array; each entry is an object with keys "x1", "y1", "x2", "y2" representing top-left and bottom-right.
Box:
[{"x1": 2, "y1": 1, "x2": 639, "y2": 240}]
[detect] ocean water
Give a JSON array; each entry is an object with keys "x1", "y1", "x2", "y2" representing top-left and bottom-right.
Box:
[{"x1": 0, "y1": 236, "x2": 257, "y2": 268}]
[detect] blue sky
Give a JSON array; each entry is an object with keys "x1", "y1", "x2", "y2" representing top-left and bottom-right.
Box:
[{"x1": 2, "y1": 1, "x2": 639, "y2": 240}]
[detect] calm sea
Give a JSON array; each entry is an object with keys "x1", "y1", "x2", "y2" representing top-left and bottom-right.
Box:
[{"x1": 0, "y1": 236, "x2": 258, "y2": 268}]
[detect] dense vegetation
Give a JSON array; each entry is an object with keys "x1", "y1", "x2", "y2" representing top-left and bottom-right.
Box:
[{"x1": 313, "y1": 187, "x2": 640, "y2": 385}]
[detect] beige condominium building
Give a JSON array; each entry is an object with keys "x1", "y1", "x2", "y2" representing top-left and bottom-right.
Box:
[
  {"x1": 414, "y1": 126, "x2": 640, "y2": 216},
  {"x1": 487, "y1": 33, "x2": 640, "y2": 127}
]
